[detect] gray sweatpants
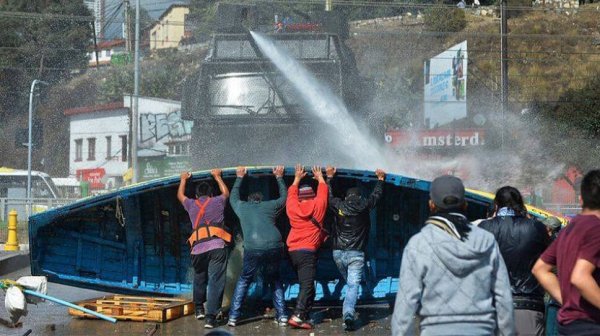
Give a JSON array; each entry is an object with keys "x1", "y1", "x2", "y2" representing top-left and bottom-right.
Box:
[{"x1": 515, "y1": 309, "x2": 545, "y2": 336}]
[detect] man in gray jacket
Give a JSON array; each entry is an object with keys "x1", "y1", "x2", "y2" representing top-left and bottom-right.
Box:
[
  {"x1": 227, "y1": 166, "x2": 288, "y2": 327},
  {"x1": 392, "y1": 175, "x2": 515, "y2": 336}
]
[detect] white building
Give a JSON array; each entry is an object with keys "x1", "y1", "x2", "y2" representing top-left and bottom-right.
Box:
[
  {"x1": 64, "y1": 102, "x2": 130, "y2": 190},
  {"x1": 87, "y1": 39, "x2": 126, "y2": 67},
  {"x1": 84, "y1": 0, "x2": 105, "y2": 38}
]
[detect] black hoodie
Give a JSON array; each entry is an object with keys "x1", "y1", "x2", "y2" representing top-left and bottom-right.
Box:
[{"x1": 327, "y1": 179, "x2": 383, "y2": 251}]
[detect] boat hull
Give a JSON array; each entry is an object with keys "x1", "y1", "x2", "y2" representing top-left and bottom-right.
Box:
[{"x1": 29, "y1": 168, "x2": 561, "y2": 302}]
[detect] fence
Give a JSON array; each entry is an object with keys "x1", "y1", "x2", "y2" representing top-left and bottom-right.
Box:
[{"x1": 0, "y1": 197, "x2": 78, "y2": 244}]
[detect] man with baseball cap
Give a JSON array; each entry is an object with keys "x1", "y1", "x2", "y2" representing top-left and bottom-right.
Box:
[
  {"x1": 285, "y1": 164, "x2": 329, "y2": 329},
  {"x1": 392, "y1": 175, "x2": 515, "y2": 335}
]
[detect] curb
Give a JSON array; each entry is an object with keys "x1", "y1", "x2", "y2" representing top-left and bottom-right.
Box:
[{"x1": 0, "y1": 248, "x2": 30, "y2": 275}]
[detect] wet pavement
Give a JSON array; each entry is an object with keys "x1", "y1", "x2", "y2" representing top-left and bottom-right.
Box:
[{"x1": 0, "y1": 266, "x2": 394, "y2": 335}]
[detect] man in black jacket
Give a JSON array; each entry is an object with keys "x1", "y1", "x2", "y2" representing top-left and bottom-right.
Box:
[
  {"x1": 325, "y1": 166, "x2": 385, "y2": 331},
  {"x1": 479, "y1": 186, "x2": 550, "y2": 336}
]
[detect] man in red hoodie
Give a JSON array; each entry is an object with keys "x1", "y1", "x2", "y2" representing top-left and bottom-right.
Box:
[{"x1": 286, "y1": 164, "x2": 328, "y2": 329}]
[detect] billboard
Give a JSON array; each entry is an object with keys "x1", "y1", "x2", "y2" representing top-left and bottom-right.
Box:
[
  {"x1": 424, "y1": 41, "x2": 467, "y2": 129},
  {"x1": 384, "y1": 129, "x2": 485, "y2": 148}
]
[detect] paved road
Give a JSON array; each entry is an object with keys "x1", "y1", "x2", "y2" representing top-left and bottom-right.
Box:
[{"x1": 0, "y1": 267, "x2": 394, "y2": 335}]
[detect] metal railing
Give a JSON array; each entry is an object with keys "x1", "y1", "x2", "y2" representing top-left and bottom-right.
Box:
[{"x1": 0, "y1": 197, "x2": 78, "y2": 222}]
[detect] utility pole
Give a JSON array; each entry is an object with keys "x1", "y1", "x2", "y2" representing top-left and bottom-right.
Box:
[
  {"x1": 500, "y1": 0, "x2": 508, "y2": 150},
  {"x1": 124, "y1": 0, "x2": 132, "y2": 53},
  {"x1": 132, "y1": 0, "x2": 140, "y2": 183},
  {"x1": 325, "y1": 0, "x2": 333, "y2": 11}
]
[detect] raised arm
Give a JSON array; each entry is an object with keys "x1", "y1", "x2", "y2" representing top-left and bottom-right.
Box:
[
  {"x1": 326, "y1": 165, "x2": 342, "y2": 211},
  {"x1": 230, "y1": 167, "x2": 246, "y2": 212},
  {"x1": 286, "y1": 165, "x2": 305, "y2": 212},
  {"x1": 177, "y1": 171, "x2": 191, "y2": 204},
  {"x1": 312, "y1": 166, "x2": 329, "y2": 221},
  {"x1": 367, "y1": 169, "x2": 385, "y2": 209},
  {"x1": 271, "y1": 165, "x2": 287, "y2": 209},
  {"x1": 211, "y1": 168, "x2": 229, "y2": 198}
]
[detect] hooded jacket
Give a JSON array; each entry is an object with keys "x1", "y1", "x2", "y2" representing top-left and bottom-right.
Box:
[
  {"x1": 392, "y1": 213, "x2": 515, "y2": 336},
  {"x1": 286, "y1": 182, "x2": 328, "y2": 251},
  {"x1": 328, "y1": 179, "x2": 383, "y2": 251},
  {"x1": 479, "y1": 215, "x2": 550, "y2": 308}
]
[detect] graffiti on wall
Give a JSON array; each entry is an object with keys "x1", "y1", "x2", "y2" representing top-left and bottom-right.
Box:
[{"x1": 139, "y1": 110, "x2": 193, "y2": 145}]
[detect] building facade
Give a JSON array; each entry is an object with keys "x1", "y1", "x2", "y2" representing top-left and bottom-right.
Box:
[
  {"x1": 84, "y1": 0, "x2": 105, "y2": 38},
  {"x1": 150, "y1": 5, "x2": 190, "y2": 50},
  {"x1": 65, "y1": 102, "x2": 130, "y2": 191}
]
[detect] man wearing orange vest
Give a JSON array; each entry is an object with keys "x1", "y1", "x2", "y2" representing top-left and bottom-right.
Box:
[
  {"x1": 286, "y1": 164, "x2": 328, "y2": 329},
  {"x1": 178, "y1": 169, "x2": 231, "y2": 329}
]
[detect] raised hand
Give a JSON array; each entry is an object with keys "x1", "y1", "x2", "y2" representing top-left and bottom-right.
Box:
[
  {"x1": 236, "y1": 166, "x2": 247, "y2": 178},
  {"x1": 375, "y1": 169, "x2": 386, "y2": 181},
  {"x1": 211, "y1": 169, "x2": 222, "y2": 178},
  {"x1": 312, "y1": 166, "x2": 324, "y2": 182},
  {"x1": 326, "y1": 165, "x2": 336, "y2": 178},
  {"x1": 273, "y1": 165, "x2": 285, "y2": 178},
  {"x1": 180, "y1": 171, "x2": 191, "y2": 181},
  {"x1": 293, "y1": 164, "x2": 307, "y2": 186}
]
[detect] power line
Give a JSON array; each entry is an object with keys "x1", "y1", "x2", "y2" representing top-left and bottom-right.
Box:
[{"x1": 2, "y1": 45, "x2": 599, "y2": 57}]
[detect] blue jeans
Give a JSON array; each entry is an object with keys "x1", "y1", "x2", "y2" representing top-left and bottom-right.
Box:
[
  {"x1": 333, "y1": 249, "x2": 365, "y2": 317},
  {"x1": 229, "y1": 247, "x2": 286, "y2": 320}
]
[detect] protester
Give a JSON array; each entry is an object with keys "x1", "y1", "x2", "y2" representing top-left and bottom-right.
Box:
[
  {"x1": 479, "y1": 186, "x2": 550, "y2": 336},
  {"x1": 286, "y1": 165, "x2": 328, "y2": 329},
  {"x1": 178, "y1": 169, "x2": 231, "y2": 329},
  {"x1": 392, "y1": 175, "x2": 515, "y2": 336},
  {"x1": 227, "y1": 166, "x2": 288, "y2": 327},
  {"x1": 533, "y1": 170, "x2": 600, "y2": 335},
  {"x1": 325, "y1": 165, "x2": 385, "y2": 331},
  {"x1": 542, "y1": 216, "x2": 562, "y2": 241},
  {"x1": 541, "y1": 216, "x2": 563, "y2": 336}
]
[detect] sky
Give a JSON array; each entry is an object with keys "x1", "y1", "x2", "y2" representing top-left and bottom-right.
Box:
[{"x1": 102, "y1": 0, "x2": 188, "y2": 39}]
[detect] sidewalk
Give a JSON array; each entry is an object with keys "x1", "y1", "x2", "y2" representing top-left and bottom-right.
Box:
[{"x1": 0, "y1": 244, "x2": 30, "y2": 275}]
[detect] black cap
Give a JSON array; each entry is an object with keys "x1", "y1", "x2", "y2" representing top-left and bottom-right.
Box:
[{"x1": 430, "y1": 175, "x2": 466, "y2": 210}]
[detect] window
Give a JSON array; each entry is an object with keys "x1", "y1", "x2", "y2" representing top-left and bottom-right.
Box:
[
  {"x1": 75, "y1": 139, "x2": 83, "y2": 161},
  {"x1": 106, "y1": 136, "x2": 112, "y2": 159},
  {"x1": 120, "y1": 135, "x2": 128, "y2": 162},
  {"x1": 87, "y1": 138, "x2": 96, "y2": 161}
]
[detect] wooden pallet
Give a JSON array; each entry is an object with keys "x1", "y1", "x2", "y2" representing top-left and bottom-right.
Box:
[{"x1": 68, "y1": 295, "x2": 194, "y2": 322}]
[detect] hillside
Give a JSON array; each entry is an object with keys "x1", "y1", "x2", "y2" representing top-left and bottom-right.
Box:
[
  {"x1": 347, "y1": 6, "x2": 600, "y2": 127},
  {"x1": 1, "y1": 6, "x2": 598, "y2": 176}
]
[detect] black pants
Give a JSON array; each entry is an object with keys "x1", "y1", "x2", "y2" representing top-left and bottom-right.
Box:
[
  {"x1": 289, "y1": 250, "x2": 317, "y2": 320},
  {"x1": 191, "y1": 247, "x2": 229, "y2": 318},
  {"x1": 558, "y1": 320, "x2": 600, "y2": 336}
]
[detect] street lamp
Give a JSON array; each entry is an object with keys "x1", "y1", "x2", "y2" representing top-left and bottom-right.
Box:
[{"x1": 27, "y1": 79, "x2": 48, "y2": 215}]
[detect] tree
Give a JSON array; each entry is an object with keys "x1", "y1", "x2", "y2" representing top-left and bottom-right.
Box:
[
  {"x1": 0, "y1": 0, "x2": 92, "y2": 169},
  {"x1": 529, "y1": 72, "x2": 600, "y2": 171}
]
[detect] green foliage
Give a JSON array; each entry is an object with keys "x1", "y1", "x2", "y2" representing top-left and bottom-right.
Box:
[
  {"x1": 529, "y1": 73, "x2": 600, "y2": 170},
  {"x1": 0, "y1": 0, "x2": 93, "y2": 169},
  {"x1": 424, "y1": 6, "x2": 467, "y2": 32}
]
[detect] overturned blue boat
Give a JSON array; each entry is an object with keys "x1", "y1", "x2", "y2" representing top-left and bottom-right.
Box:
[{"x1": 28, "y1": 168, "x2": 561, "y2": 303}]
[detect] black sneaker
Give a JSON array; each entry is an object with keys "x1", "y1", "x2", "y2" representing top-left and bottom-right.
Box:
[
  {"x1": 343, "y1": 313, "x2": 355, "y2": 331},
  {"x1": 204, "y1": 315, "x2": 217, "y2": 329},
  {"x1": 195, "y1": 308, "x2": 205, "y2": 320}
]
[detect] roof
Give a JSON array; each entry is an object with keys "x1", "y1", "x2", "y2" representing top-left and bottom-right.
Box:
[
  {"x1": 93, "y1": 39, "x2": 125, "y2": 50},
  {"x1": 64, "y1": 102, "x2": 126, "y2": 116},
  {"x1": 157, "y1": 4, "x2": 189, "y2": 22},
  {"x1": 0, "y1": 167, "x2": 51, "y2": 177}
]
